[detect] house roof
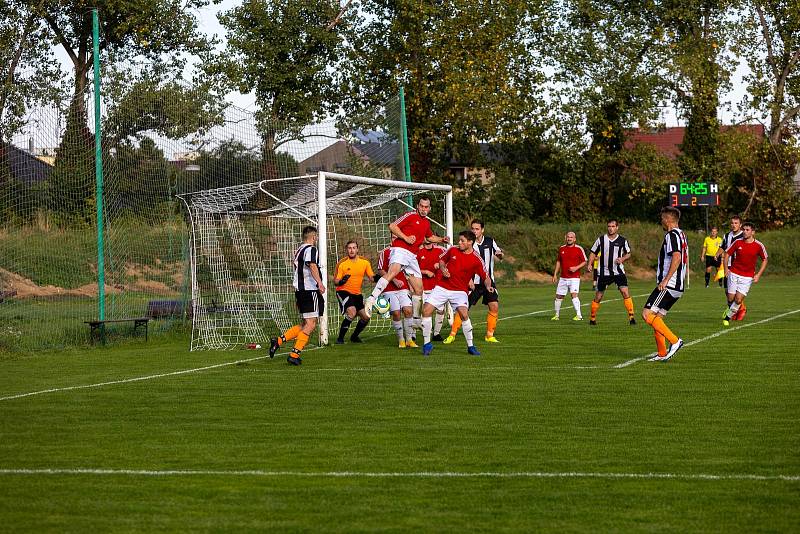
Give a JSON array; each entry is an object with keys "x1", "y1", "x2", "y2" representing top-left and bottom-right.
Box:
[
  {"x1": 624, "y1": 125, "x2": 766, "y2": 159},
  {"x1": 0, "y1": 141, "x2": 52, "y2": 185}
]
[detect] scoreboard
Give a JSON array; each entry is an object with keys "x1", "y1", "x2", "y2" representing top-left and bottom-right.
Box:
[{"x1": 668, "y1": 182, "x2": 719, "y2": 207}]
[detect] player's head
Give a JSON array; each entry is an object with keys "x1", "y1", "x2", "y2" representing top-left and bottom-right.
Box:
[
  {"x1": 345, "y1": 240, "x2": 358, "y2": 258},
  {"x1": 458, "y1": 230, "x2": 476, "y2": 251},
  {"x1": 710, "y1": 226, "x2": 718, "y2": 237},
  {"x1": 423, "y1": 239, "x2": 434, "y2": 249},
  {"x1": 730, "y1": 215, "x2": 742, "y2": 232},
  {"x1": 606, "y1": 219, "x2": 619, "y2": 236},
  {"x1": 416, "y1": 195, "x2": 432, "y2": 218},
  {"x1": 742, "y1": 221, "x2": 756, "y2": 238},
  {"x1": 302, "y1": 226, "x2": 317, "y2": 242},
  {"x1": 660, "y1": 206, "x2": 681, "y2": 229},
  {"x1": 565, "y1": 231, "x2": 576, "y2": 245},
  {"x1": 470, "y1": 218, "x2": 485, "y2": 238}
]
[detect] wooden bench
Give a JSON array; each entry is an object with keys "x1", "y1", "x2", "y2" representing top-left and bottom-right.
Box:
[{"x1": 85, "y1": 317, "x2": 150, "y2": 343}]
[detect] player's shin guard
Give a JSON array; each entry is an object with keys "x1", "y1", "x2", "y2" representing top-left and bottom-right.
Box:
[
  {"x1": 337, "y1": 318, "x2": 352, "y2": 341},
  {"x1": 450, "y1": 313, "x2": 462, "y2": 336},
  {"x1": 553, "y1": 298, "x2": 562, "y2": 317},
  {"x1": 572, "y1": 297, "x2": 582, "y2": 317},
  {"x1": 422, "y1": 316, "x2": 433, "y2": 343},
  {"x1": 434, "y1": 310, "x2": 445, "y2": 335},
  {"x1": 461, "y1": 318, "x2": 474, "y2": 347},
  {"x1": 294, "y1": 331, "x2": 310, "y2": 352},
  {"x1": 654, "y1": 331, "x2": 667, "y2": 356},
  {"x1": 725, "y1": 301, "x2": 741, "y2": 319},
  {"x1": 412, "y1": 295, "x2": 422, "y2": 321},
  {"x1": 651, "y1": 316, "x2": 678, "y2": 345},
  {"x1": 392, "y1": 320, "x2": 404, "y2": 342},
  {"x1": 590, "y1": 300, "x2": 600, "y2": 321},
  {"x1": 403, "y1": 317, "x2": 415, "y2": 342},
  {"x1": 486, "y1": 311, "x2": 498, "y2": 336},
  {"x1": 623, "y1": 297, "x2": 635, "y2": 318},
  {"x1": 279, "y1": 324, "x2": 302, "y2": 346},
  {"x1": 370, "y1": 277, "x2": 389, "y2": 299}
]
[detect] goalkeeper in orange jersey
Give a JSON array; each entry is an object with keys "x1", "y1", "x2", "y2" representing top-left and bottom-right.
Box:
[
  {"x1": 332, "y1": 240, "x2": 377, "y2": 344},
  {"x1": 269, "y1": 226, "x2": 325, "y2": 366}
]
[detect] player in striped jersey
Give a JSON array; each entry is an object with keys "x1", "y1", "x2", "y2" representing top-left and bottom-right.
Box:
[
  {"x1": 586, "y1": 219, "x2": 636, "y2": 325},
  {"x1": 645, "y1": 207, "x2": 689, "y2": 361},
  {"x1": 551, "y1": 231, "x2": 587, "y2": 321},
  {"x1": 721, "y1": 222, "x2": 768, "y2": 326},
  {"x1": 444, "y1": 219, "x2": 504, "y2": 343},
  {"x1": 269, "y1": 226, "x2": 325, "y2": 366},
  {"x1": 715, "y1": 215, "x2": 747, "y2": 320}
]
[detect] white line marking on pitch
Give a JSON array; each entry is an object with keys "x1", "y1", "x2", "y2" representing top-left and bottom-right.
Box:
[
  {"x1": 0, "y1": 468, "x2": 797, "y2": 482},
  {"x1": 614, "y1": 308, "x2": 800, "y2": 369}
]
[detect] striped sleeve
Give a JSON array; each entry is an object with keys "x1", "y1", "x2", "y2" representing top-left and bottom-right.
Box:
[
  {"x1": 391, "y1": 211, "x2": 414, "y2": 226},
  {"x1": 473, "y1": 250, "x2": 489, "y2": 280},
  {"x1": 590, "y1": 237, "x2": 601, "y2": 255},
  {"x1": 576, "y1": 244, "x2": 587, "y2": 261},
  {"x1": 757, "y1": 240, "x2": 768, "y2": 259},
  {"x1": 622, "y1": 237, "x2": 631, "y2": 255}
]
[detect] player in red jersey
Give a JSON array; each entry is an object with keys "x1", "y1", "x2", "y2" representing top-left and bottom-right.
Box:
[
  {"x1": 420, "y1": 230, "x2": 492, "y2": 357},
  {"x1": 416, "y1": 240, "x2": 447, "y2": 341},
  {"x1": 721, "y1": 222, "x2": 768, "y2": 326},
  {"x1": 377, "y1": 247, "x2": 417, "y2": 348},
  {"x1": 551, "y1": 231, "x2": 588, "y2": 321},
  {"x1": 364, "y1": 196, "x2": 449, "y2": 317}
]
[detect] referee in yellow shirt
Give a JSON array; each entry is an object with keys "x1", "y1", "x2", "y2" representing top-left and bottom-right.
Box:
[
  {"x1": 333, "y1": 240, "x2": 377, "y2": 344},
  {"x1": 701, "y1": 226, "x2": 723, "y2": 287}
]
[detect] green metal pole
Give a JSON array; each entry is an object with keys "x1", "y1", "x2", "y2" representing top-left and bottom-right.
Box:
[
  {"x1": 399, "y1": 86, "x2": 412, "y2": 207},
  {"x1": 92, "y1": 8, "x2": 105, "y2": 321}
]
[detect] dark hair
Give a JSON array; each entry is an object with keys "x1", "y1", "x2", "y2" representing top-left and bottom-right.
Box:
[
  {"x1": 711, "y1": 226, "x2": 718, "y2": 231},
  {"x1": 302, "y1": 226, "x2": 317, "y2": 239},
  {"x1": 470, "y1": 218, "x2": 485, "y2": 229},
  {"x1": 345, "y1": 240, "x2": 358, "y2": 248},
  {"x1": 661, "y1": 206, "x2": 681, "y2": 220},
  {"x1": 459, "y1": 230, "x2": 476, "y2": 243},
  {"x1": 607, "y1": 218, "x2": 618, "y2": 225},
  {"x1": 417, "y1": 194, "x2": 431, "y2": 205},
  {"x1": 742, "y1": 221, "x2": 755, "y2": 230},
  {"x1": 731, "y1": 215, "x2": 742, "y2": 222}
]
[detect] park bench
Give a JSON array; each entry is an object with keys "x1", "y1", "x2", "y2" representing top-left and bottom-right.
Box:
[{"x1": 85, "y1": 317, "x2": 150, "y2": 343}]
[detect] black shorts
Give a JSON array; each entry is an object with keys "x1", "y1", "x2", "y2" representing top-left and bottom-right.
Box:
[
  {"x1": 468, "y1": 282, "x2": 499, "y2": 307},
  {"x1": 705, "y1": 255, "x2": 721, "y2": 268},
  {"x1": 597, "y1": 274, "x2": 629, "y2": 292},
  {"x1": 645, "y1": 287, "x2": 683, "y2": 314},
  {"x1": 336, "y1": 291, "x2": 364, "y2": 313},
  {"x1": 295, "y1": 289, "x2": 324, "y2": 318}
]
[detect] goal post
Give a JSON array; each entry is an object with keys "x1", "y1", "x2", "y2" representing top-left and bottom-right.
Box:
[{"x1": 178, "y1": 172, "x2": 453, "y2": 351}]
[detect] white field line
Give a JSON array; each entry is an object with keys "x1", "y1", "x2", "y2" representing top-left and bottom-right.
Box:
[
  {"x1": 0, "y1": 293, "x2": 646, "y2": 403},
  {"x1": 0, "y1": 468, "x2": 797, "y2": 482},
  {"x1": 614, "y1": 308, "x2": 800, "y2": 369}
]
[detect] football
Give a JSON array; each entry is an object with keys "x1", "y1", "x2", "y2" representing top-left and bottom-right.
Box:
[{"x1": 374, "y1": 295, "x2": 391, "y2": 315}]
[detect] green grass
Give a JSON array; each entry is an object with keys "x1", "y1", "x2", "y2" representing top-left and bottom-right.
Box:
[{"x1": 1, "y1": 279, "x2": 799, "y2": 531}]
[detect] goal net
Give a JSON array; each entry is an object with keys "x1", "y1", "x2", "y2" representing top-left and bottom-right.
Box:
[{"x1": 178, "y1": 172, "x2": 453, "y2": 350}]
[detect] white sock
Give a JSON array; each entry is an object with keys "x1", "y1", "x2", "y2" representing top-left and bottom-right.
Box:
[
  {"x1": 434, "y1": 311, "x2": 444, "y2": 335},
  {"x1": 726, "y1": 302, "x2": 740, "y2": 319},
  {"x1": 422, "y1": 316, "x2": 433, "y2": 343},
  {"x1": 572, "y1": 297, "x2": 582, "y2": 317},
  {"x1": 392, "y1": 320, "x2": 404, "y2": 341},
  {"x1": 371, "y1": 277, "x2": 389, "y2": 299},
  {"x1": 554, "y1": 298, "x2": 562, "y2": 316},
  {"x1": 403, "y1": 317, "x2": 414, "y2": 342},
  {"x1": 461, "y1": 318, "x2": 474, "y2": 347},
  {"x1": 412, "y1": 295, "x2": 422, "y2": 320}
]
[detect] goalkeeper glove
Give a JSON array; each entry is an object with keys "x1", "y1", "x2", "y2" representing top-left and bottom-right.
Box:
[{"x1": 335, "y1": 274, "x2": 351, "y2": 287}]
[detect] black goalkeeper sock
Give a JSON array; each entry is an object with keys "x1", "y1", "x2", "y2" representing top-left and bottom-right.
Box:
[
  {"x1": 351, "y1": 319, "x2": 368, "y2": 339},
  {"x1": 337, "y1": 318, "x2": 353, "y2": 341},
  {"x1": 705, "y1": 272, "x2": 710, "y2": 286}
]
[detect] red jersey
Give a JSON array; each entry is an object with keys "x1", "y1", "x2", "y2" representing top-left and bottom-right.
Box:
[
  {"x1": 391, "y1": 211, "x2": 434, "y2": 252},
  {"x1": 557, "y1": 244, "x2": 587, "y2": 279},
  {"x1": 727, "y1": 239, "x2": 768, "y2": 278},
  {"x1": 378, "y1": 247, "x2": 408, "y2": 292},
  {"x1": 417, "y1": 245, "x2": 445, "y2": 291},
  {"x1": 437, "y1": 246, "x2": 489, "y2": 293}
]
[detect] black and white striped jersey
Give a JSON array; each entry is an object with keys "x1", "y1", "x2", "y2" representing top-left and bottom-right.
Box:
[
  {"x1": 472, "y1": 235, "x2": 502, "y2": 284},
  {"x1": 657, "y1": 228, "x2": 689, "y2": 291},
  {"x1": 590, "y1": 235, "x2": 631, "y2": 276},
  {"x1": 721, "y1": 230, "x2": 744, "y2": 266},
  {"x1": 293, "y1": 244, "x2": 319, "y2": 291}
]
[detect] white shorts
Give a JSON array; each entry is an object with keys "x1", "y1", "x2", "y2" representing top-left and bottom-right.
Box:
[
  {"x1": 423, "y1": 289, "x2": 445, "y2": 314},
  {"x1": 727, "y1": 272, "x2": 753, "y2": 296},
  {"x1": 388, "y1": 247, "x2": 422, "y2": 279},
  {"x1": 384, "y1": 290, "x2": 412, "y2": 312},
  {"x1": 556, "y1": 277, "x2": 581, "y2": 296},
  {"x1": 425, "y1": 286, "x2": 468, "y2": 312}
]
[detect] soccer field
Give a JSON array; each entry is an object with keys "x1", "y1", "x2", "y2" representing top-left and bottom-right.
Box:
[{"x1": 1, "y1": 278, "x2": 799, "y2": 531}]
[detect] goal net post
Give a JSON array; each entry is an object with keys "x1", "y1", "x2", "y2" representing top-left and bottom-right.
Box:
[{"x1": 179, "y1": 172, "x2": 452, "y2": 350}]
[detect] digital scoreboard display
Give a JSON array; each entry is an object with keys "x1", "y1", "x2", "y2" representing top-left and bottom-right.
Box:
[{"x1": 669, "y1": 182, "x2": 719, "y2": 207}]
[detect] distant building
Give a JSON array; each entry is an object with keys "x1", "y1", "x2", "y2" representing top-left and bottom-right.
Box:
[
  {"x1": 624, "y1": 125, "x2": 766, "y2": 159},
  {"x1": 0, "y1": 141, "x2": 53, "y2": 185}
]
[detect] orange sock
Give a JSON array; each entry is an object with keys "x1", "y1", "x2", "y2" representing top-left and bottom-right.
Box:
[
  {"x1": 486, "y1": 311, "x2": 498, "y2": 336},
  {"x1": 623, "y1": 297, "x2": 634, "y2": 317},
  {"x1": 654, "y1": 331, "x2": 667, "y2": 356},
  {"x1": 590, "y1": 301, "x2": 600, "y2": 320},
  {"x1": 294, "y1": 331, "x2": 310, "y2": 352},
  {"x1": 279, "y1": 324, "x2": 301, "y2": 346},
  {"x1": 651, "y1": 316, "x2": 678, "y2": 345},
  {"x1": 450, "y1": 314, "x2": 462, "y2": 336}
]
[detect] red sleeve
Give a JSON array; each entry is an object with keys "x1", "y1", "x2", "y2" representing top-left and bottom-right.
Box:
[
  {"x1": 726, "y1": 243, "x2": 737, "y2": 256},
  {"x1": 759, "y1": 243, "x2": 768, "y2": 260},
  {"x1": 425, "y1": 219, "x2": 433, "y2": 238}
]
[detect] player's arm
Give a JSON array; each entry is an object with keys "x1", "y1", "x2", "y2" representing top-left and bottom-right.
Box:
[
  {"x1": 308, "y1": 261, "x2": 326, "y2": 294},
  {"x1": 616, "y1": 251, "x2": 631, "y2": 265},
  {"x1": 754, "y1": 255, "x2": 768, "y2": 283},
  {"x1": 333, "y1": 259, "x2": 348, "y2": 286},
  {"x1": 364, "y1": 261, "x2": 376, "y2": 283},
  {"x1": 388, "y1": 221, "x2": 416, "y2": 245},
  {"x1": 552, "y1": 258, "x2": 561, "y2": 283},
  {"x1": 657, "y1": 251, "x2": 681, "y2": 291},
  {"x1": 427, "y1": 233, "x2": 449, "y2": 244},
  {"x1": 700, "y1": 240, "x2": 707, "y2": 260},
  {"x1": 586, "y1": 252, "x2": 596, "y2": 273},
  {"x1": 715, "y1": 238, "x2": 726, "y2": 259},
  {"x1": 493, "y1": 241, "x2": 504, "y2": 260}
]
